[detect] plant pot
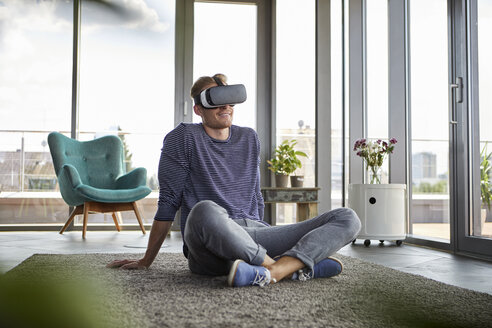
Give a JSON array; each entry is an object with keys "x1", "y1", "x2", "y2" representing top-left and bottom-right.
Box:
[
  {"x1": 290, "y1": 175, "x2": 304, "y2": 188},
  {"x1": 275, "y1": 173, "x2": 289, "y2": 188}
]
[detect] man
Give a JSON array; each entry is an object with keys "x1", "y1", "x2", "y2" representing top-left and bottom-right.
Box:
[{"x1": 108, "y1": 74, "x2": 361, "y2": 287}]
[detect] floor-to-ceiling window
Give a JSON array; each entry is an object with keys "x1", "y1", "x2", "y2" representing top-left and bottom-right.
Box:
[
  {"x1": 0, "y1": 0, "x2": 72, "y2": 225},
  {"x1": 346, "y1": 0, "x2": 452, "y2": 246},
  {"x1": 78, "y1": 0, "x2": 175, "y2": 226},
  {"x1": 409, "y1": 0, "x2": 450, "y2": 241},
  {"x1": 331, "y1": 0, "x2": 344, "y2": 209},
  {"x1": 192, "y1": 1, "x2": 257, "y2": 129},
  {"x1": 366, "y1": 0, "x2": 389, "y2": 183},
  {"x1": 0, "y1": 0, "x2": 175, "y2": 227},
  {"x1": 275, "y1": 0, "x2": 315, "y2": 224}
]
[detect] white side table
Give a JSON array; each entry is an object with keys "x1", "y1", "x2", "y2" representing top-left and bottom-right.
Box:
[{"x1": 348, "y1": 184, "x2": 407, "y2": 247}]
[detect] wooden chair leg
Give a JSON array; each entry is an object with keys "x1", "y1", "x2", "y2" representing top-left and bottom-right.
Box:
[
  {"x1": 82, "y1": 202, "x2": 90, "y2": 239},
  {"x1": 111, "y1": 212, "x2": 121, "y2": 232},
  {"x1": 60, "y1": 205, "x2": 83, "y2": 234},
  {"x1": 116, "y1": 211, "x2": 123, "y2": 225},
  {"x1": 132, "y1": 202, "x2": 146, "y2": 234}
]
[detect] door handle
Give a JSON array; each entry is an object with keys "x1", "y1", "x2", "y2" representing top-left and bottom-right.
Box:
[
  {"x1": 450, "y1": 77, "x2": 463, "y2": 104},
  {"x1": 449, "y1": 77, "x2": 462, "y2": 125}
]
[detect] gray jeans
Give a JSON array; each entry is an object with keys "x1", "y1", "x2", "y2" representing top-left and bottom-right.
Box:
[{"x1": 183, "y1": 200, "x2": 361, "y2": 276}]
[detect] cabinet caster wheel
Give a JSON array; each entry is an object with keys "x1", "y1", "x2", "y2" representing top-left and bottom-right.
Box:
[
  {"x1": 352, "y1": 239, "x2": 356, "y2": 244},
  {"x1": 379, "y1": 240, "x2": 384, "y2": 244},
  {"x1": 396, "y1": 240, "x2": 403, "y2": 246},
  {"x1": 364, "y1": 239, "x2": 371, "y2": 247}
]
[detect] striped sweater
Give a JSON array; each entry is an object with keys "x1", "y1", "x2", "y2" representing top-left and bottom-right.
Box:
[{"x1": 154, "y1": 123, "x2": 266, "y2": 235}]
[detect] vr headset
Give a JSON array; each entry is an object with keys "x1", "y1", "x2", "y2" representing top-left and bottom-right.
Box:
[{"x1": 193, "y1": 77, "x2": 247, "y2": 109}]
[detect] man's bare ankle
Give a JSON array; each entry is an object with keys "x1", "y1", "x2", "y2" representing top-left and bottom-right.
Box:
[{"x1": 261, "y1": 256, "x2": 276, "y2": 268}]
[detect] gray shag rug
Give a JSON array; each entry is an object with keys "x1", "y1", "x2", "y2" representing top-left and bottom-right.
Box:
[{"x1": 2, "y1": 253, "x2": 492, "y2": 328}]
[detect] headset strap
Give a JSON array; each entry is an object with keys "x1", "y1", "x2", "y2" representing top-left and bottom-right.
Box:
[
  {"x1": 213, "y1": 76, "x2": 225, "y2": 86},
  {"x1": 193, "y1": 95, "x2": 201, "y2": 106}
]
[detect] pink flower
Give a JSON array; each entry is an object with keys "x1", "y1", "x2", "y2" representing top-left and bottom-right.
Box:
[
  {"x1": 353, "y1": 139, "x2": 361, "y2": 149},
  {"x1": 353, "y1": 137, "x2": 397, "y2": 169},
  {"x1": 354, "y1": 138, "x2": 366, "y2": 146}
]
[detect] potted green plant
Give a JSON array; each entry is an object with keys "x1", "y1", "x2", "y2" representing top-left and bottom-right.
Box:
[
  {"x1": 267, "y1": 139, "x2": 308, "y2": 187},
  {"x1": 480, "y1": 143, "x2": 492, "y2": 234}
]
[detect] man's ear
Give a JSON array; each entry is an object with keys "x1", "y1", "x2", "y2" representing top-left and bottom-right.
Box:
[{"x1": 193, "y1": 105, "x2": 202, "y2": 117}]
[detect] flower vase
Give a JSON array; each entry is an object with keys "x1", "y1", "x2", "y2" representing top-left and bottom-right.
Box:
[{"x1": 367, "y1": 165, "x2": 382, "y2": 184}]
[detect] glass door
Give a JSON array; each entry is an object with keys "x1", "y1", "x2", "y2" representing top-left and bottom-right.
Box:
[
  {"x1": 409, "y1": 0, "x2": 492, "y2": 258},
  {"x1": 458, "y1": 0, "x2": 492, "y2": 257},
  {"x1": 474, "y1": 0, "x2": 492, "y2": 240}
]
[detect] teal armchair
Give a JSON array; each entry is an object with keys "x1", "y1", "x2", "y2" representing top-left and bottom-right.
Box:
[{"x1": 48, "y1": 132, "x2": 151, "y2": 238}]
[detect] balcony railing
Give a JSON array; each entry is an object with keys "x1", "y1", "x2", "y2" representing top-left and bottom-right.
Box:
[
  {"x1": 0, "y1": 129, "x2": 138, "y2": 193},
  {"x1": 0, "y1": 129, "x2": 158, "y2": 227},
  {"x1": 1, "y1": 130, "x2": 488, "y2": 234}
]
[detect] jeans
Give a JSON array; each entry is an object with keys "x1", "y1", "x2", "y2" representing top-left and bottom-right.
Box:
[{"x1": 183, "y1": 200, "x2": 361, "y2": 276}]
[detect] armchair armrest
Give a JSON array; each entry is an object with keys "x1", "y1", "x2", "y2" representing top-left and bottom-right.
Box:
[
  {"x1": 115, "y1": 167, "x2": 148, "y2": 189},
  {"x1": 58, "y1": 164, "x2": 82, "y2": 188}
]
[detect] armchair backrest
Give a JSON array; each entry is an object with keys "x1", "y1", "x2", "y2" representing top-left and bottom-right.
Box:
[{"x1": 48, "y1": 132, "x2": 125, "y2": 189}]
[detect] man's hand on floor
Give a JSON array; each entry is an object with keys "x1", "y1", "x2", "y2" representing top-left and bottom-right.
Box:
[{"x1": 106, "y1": 259, "x2": 148, "y2": 270}]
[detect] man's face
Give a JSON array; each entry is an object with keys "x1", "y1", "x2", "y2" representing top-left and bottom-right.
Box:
[{"x1": 196, "y1": 104, "x2": 234, "y2": 130}]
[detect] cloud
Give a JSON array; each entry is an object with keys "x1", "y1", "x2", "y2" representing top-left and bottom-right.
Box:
[
  {"x1": 0, "y1": 1, "x2": 67, "y2": 52},
  {"x1": 0, "y1": 0, "x2": 170, "y2": 42},
  {"x1": 81, "y1": 0, "x2": 170, "y2": 33}
]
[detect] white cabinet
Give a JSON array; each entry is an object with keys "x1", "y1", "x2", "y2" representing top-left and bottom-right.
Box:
[{"x1": 348, "y1": 184, "x2": 407, "y2": 246}]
